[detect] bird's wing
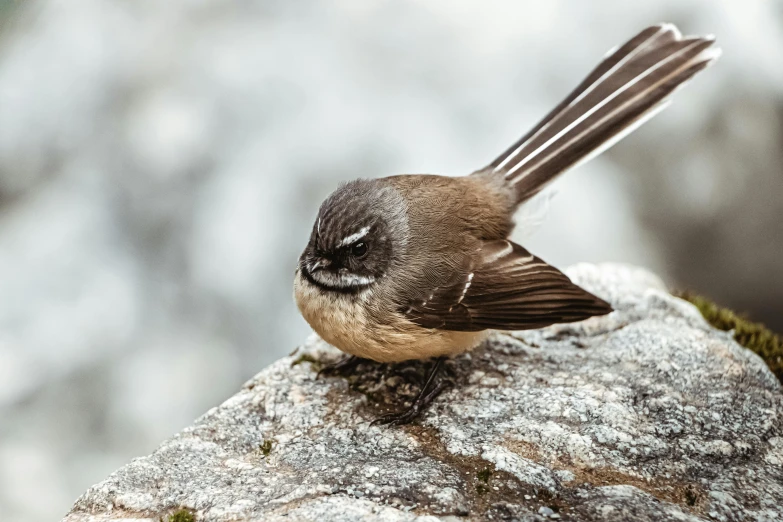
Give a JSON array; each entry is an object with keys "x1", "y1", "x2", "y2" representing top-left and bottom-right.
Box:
[{"x1": 402, "y1": 240, "x2": 612, "y2": 332}]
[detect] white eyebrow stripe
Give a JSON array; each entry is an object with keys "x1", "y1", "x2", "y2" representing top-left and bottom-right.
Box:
[{"x1": 338, "y1": 226, "x2": 370, "y2": 247}]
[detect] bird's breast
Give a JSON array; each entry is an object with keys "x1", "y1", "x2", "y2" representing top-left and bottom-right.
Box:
[
  {"x1": 294, "y1": 269, "x2": 373, "y2": 355},
  {"x1": 293, "y1": 270, "x2": 485, "y2": 362}
]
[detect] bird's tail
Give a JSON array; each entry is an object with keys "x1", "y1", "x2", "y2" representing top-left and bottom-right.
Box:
[{"x1": 481, "y1": 23, "x2": 720, "y2": 206}]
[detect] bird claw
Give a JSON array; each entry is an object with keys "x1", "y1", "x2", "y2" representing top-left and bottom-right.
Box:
[
  {"x1": 316, "y1": 355, "x2": 363, "y2": 379},
  {"x1": 371, "y1": 373, "x2": 452, "y2": 427}
]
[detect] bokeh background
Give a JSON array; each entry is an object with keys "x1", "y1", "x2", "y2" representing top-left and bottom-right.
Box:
[{"x1": 1, "y1": 1, "x2": 781, "y2": 520}]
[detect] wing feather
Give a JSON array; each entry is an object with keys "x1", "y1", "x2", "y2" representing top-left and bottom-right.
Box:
[{"x1": 404, "y1": 240, "x2": 612, "y2": 331}]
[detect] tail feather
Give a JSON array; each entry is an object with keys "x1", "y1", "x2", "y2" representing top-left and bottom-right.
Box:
[{"x1": 482, "y1": 23, "x2": 720, "y2": 205}]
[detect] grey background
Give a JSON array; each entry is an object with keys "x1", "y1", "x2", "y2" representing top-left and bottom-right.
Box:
[{"x1": 0, "y1": 1, "x2": 781, "y2": 521}]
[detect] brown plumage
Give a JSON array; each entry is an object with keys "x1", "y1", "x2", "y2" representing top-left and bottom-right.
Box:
[{"x1": 294, "y1": 24, "x2": 719, "y2": 367}]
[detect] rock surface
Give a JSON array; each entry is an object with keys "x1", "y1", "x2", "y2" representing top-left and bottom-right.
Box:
[{"x1": 63, "y1": 264, "x2": 783, "y2": 522}]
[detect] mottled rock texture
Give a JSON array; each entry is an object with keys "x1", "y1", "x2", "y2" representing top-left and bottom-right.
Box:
[{"x1": 63, "y1": 264, "x2": 783, "y2": 522}]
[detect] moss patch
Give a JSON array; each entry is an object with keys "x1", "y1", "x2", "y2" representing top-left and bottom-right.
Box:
[
  {"x1": 260, "y1": 439, "x2": 273, "y2": 457},
  {"x1": 166, "y1": 509, "x2": 194, "y2": 522},
  {"x1": 477, "y1": 467, "x2": 492, "y2": 483},
  {"x1": 291, "y1": 354, "x2": 322, "y2": 372},
  {"x1": 678, "y1": 292, "x2": 783, "y2": 383},
  {"x1": 475, "y1": 467, "x2": 493, "y2": 495}
]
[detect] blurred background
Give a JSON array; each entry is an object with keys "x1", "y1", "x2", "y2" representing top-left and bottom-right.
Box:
[{"x1": 0, "y1": 0, "x2": 781, "y2": 520}]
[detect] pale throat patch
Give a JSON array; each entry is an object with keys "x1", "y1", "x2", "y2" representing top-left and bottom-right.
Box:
[{"x1": 310, "y1": 267, "x2": 376, "y2": 289}]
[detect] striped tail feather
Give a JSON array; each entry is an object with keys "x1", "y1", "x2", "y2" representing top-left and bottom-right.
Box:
[{"x1": 482, "y1": 23, "x2": 720, "y2": 205}]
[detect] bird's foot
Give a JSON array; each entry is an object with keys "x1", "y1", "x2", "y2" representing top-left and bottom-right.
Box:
[
  {"x1": 371, "y1": 357, "x2": 452, "y2": 426},
  {"x1": 370, "y1": 379, "x2": 452, "y2": 426},
  {"x1": 317, "y1": 355, "x2": 364, "y2": 379}
]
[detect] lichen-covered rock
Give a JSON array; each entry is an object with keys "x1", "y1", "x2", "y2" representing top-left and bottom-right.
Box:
[{"x1": 62, "y1": 264, "x2": 783, "y2": 522}]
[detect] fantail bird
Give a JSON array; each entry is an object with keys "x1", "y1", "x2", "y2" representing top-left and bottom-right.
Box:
[{"x1": 294, "y1": 24, "x2": 720, "y2": 425}]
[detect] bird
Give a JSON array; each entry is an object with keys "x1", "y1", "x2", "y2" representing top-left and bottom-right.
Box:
[{"x1": 293, "y1": 23, "x2": 720, "y2": 425}]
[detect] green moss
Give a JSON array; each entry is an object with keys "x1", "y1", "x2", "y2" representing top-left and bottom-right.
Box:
[
  {"x1": 166, "y1": 509, "x2": 194, "y2": 522},
  {"x1": 260, "y1": 439, "x2": 273, "y2": 456},
  {"x1": 475, "y1": 467, "x2": 492, "y2": 495},
  {"x1": 291, "y1": 354, "x2": 321, "y2": 371},
  {"x1": 678, "y1": 292, "x2": 783, "y2": 383}
]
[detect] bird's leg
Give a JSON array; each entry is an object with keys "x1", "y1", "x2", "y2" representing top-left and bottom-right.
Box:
[
  {"x1": 371, "y1": 357, "x2": 452, "y2": 426},
  {"x1": 317, "y1": 355, "x2": 365, "y2": 379}
]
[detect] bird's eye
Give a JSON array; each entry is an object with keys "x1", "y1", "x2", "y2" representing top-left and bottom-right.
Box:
[{"x1": 350, "y1": 241, "x2": 368, "y2": 259}]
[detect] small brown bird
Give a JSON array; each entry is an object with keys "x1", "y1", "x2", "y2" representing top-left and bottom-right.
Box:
[{"x1": 294, "y1": 24, "x2": 719, "y2": 425}]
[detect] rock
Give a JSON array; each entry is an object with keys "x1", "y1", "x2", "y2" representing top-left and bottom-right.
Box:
[{"x1": 62, "y1": 264, "x2": 783, "y2": 522}]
